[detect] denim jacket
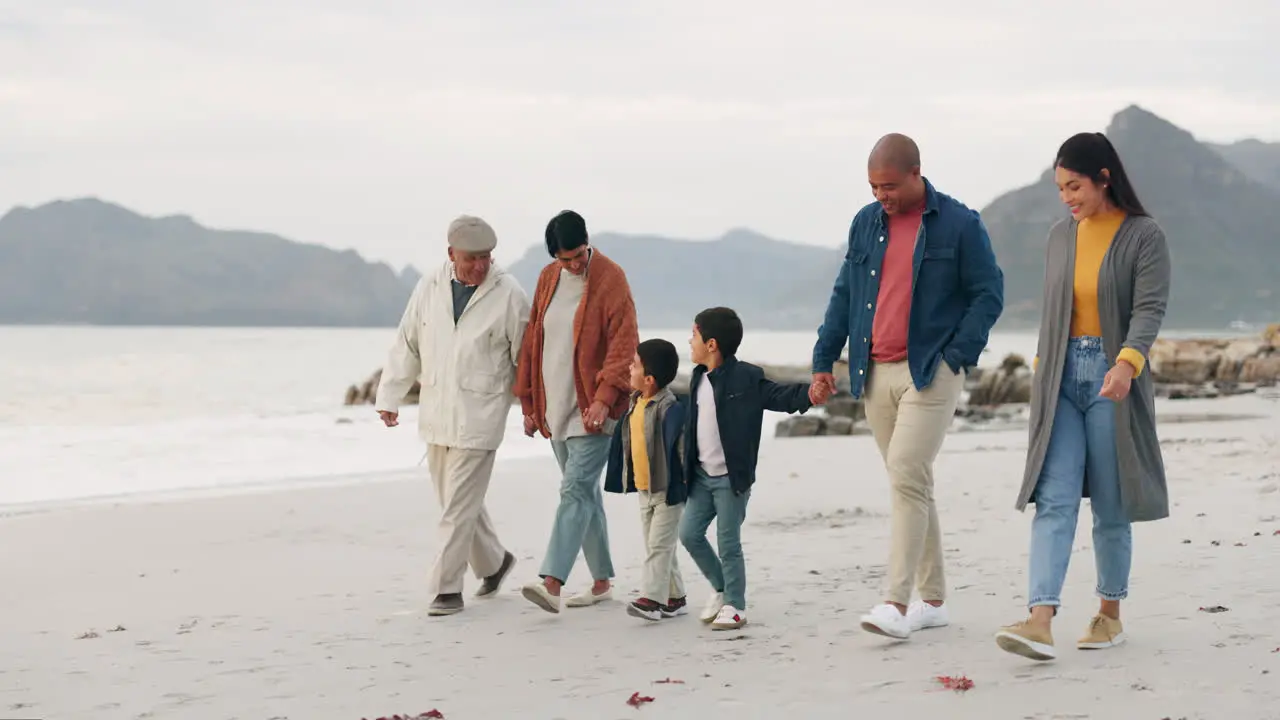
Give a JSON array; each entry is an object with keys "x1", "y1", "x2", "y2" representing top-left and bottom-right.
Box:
[{"x1": 812, "y1": 178, "x2": 1004, "y2": 398}]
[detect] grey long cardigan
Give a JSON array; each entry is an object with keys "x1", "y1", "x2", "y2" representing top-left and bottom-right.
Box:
[{"x1": 1016, "y1": 215, "x2": 1173, "y2": 523}]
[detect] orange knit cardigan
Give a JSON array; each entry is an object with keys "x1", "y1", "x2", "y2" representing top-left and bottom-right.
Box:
[{"x1": 514, "y1": 249, "x2": 640, "y2": 438}]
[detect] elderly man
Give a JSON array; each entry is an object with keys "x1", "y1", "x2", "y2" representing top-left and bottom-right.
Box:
[
  {"x1": 811, "y1": 134, "x2": 1004, "y2": 640},
  {"x1": 375, "y1": 215, "x2": 531, "y2": 617}
]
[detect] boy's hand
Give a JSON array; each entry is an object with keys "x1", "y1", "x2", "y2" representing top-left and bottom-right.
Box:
[
  {"x1": 523, "y1": 415, "x2": 538, "y2": 437},
  {"x1": 808, "y1": 383, "x2": 829, "y2": 406},
  {"x1": 811, "y1": 372, "x2": 836, "y2": 404}
]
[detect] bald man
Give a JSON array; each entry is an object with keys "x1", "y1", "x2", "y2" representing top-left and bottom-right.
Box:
[{"x1": 811, "y1": 134, "x2": 1004, "y2": 640}]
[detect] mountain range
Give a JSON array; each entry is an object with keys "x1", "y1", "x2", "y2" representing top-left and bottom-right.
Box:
[
  {"x1": 1209, "y1": 139, "x2": 1280, "y2": 193},
  {"x1": 0, "y1": 199, "x2": 419, "y2": 326},
  {"x1": 506, "y1": 228, "x2": 839, "y2": 329},
  {"x1": 1, "y1": 105, "x2": 1276, "y2": 329}
]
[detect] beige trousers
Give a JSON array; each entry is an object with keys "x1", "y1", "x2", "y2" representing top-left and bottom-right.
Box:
[
  {"x1": 863, "y1": 360, "x2": 964, "y2": 607},
  {"x1": 638, "y1": 490, "x2": 685, "y2": 603},
  {"x1": 426, "y1": 444, "x2": 506, "y2": 595}
]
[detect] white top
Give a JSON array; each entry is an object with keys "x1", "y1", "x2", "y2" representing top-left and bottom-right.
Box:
[
  {"x1": 374, "y1": 261, "x2": 531, "y2": 451},
  {"x1": 541, "y1": 269, "x2": 588, "y2": 440},
  {"x1": 695, "y1": 374, "x2": 729, "y2": 477}
]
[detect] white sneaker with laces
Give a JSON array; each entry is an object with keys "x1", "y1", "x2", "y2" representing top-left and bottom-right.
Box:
[
  {"x1": 710, "y1": 604, "x2": 747, "y2": 630},
  {"x1": 907, "y1": 601, "x2": 950, "y2": 631},
  {"x1": 699, "y1": 592, "x2": 725, "y2": 623},
  {"x1": 860, "y1": 603, "x2": 912, "y2": 639}
]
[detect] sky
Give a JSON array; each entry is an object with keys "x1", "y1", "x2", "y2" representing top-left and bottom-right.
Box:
[{"x1": 3, "y1": 0, "x2": 1279, "y2": 270}]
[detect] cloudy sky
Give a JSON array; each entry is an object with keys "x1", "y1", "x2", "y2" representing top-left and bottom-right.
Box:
[{"x1": 3, "y1": 0, "x2": 1278, "y2": 270}]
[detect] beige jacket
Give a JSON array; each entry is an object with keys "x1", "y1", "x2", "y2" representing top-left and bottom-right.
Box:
[{"x1": 375, "y1": 261, "x2": 531, "y2": 451}]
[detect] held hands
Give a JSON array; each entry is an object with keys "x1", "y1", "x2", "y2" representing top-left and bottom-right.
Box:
[
  {"x1": 377, "y1": 410, "x2": 399, "y2": 427},
  {"x1": 583, "y1": 400, "x2": 610, "y2": 434},
  {"x1": 808, "y1": 384, "x2": 828, "y2": 406},
  {"x1": 810, "y1": 372, "x2": 837, "y2": 406},
  {"x1": 1099, "y1": 361, "x2": 1136, "y2": 402},
  {"x1": 522, "y1": 402, "x2": 607, "y2": 437}
]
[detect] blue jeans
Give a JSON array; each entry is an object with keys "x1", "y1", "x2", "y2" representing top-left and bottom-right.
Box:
[
  {"x1": 679, "y1": 467, "x2": 751, "y2": 610},
  {"x1": 539, "y1": 435, "x2": 615, "y2": 583},
  {"x1": 1027, "y1": 336, "x2": 1132, "y2": 609}
]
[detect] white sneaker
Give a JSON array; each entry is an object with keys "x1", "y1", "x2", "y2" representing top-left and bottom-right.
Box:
[
  {"x1": 661, "y1": 598, "x2": 689, "y2": 618},
  {"x1": 907, "y1": 601, "x2": 950, "y2": 631},
  {"x1": 710, "y1": 605, "x2": 747, "y2": 630},
  {"x1": 860, "y1": 603, "x2": 912, "y2": 639},
  {"x1": 699, "y1": 592, "x2": 725, "y2": 623}
]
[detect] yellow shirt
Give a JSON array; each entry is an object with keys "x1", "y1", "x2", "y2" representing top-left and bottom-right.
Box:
[
  {"x1": 628, "y1": 396, "x2": 652, "y2": 491},
  {"x1": 1071, "y1": 210, "x2": 1124, "y2": 339},
  {"x1": 1033, "y1": 210, "x2": 1145, "y2": 376}
]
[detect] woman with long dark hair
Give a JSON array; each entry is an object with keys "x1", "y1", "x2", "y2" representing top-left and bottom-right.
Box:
[{"x1": 995, "y1": 132, "x2": 1172, "y2": 662}]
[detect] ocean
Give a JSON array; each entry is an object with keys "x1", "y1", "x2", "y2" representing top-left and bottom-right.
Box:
[{"x1": 0, "y1": 326, "x2": 1047, "y2": 508}]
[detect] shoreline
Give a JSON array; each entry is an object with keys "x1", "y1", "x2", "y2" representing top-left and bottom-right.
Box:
[{"x1": 6, "y1": 393, "x2": 1274, "y2": 515}]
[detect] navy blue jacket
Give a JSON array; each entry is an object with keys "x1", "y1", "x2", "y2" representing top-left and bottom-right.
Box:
[
  {"x1": 812, "y1": 178, "x2": 1004, "y2": 398},
  {"x1": 604, "y1": 395, "x2": 688, "y2": 506},
  {"x1": 683, "y1": 356, "x2": 811, "y2": 496}
]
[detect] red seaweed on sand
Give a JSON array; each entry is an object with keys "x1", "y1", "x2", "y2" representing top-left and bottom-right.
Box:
[
  {"x1": 936, "y1": 675, "x2": 975, "y2": 692},
  {"x1": 626, "y1": 692, "x2": 655, "y2": 707}
]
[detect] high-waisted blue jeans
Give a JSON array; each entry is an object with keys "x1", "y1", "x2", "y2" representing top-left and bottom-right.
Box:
[{"x1": 1027, "y1": 336, "x2": 1132, "y2": 608}]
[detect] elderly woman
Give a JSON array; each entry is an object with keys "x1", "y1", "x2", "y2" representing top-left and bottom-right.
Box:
[
  {"x1": 516, "y1": 210, "x2": 640, "y2": 614},
  {"x1": 996, "y1": 132, "x2": 1172, "y2": 662}
]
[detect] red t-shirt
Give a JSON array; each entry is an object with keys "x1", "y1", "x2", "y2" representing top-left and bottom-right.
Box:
[{"x1": 870, "y1": 205, "x2": 924, "y2": 363}]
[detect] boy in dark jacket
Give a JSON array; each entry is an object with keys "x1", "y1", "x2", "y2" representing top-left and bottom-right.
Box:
[
  {"x1": 604, "y1": 338, "x2": 689, "y2": 621},
  {"x1": 680, "y1": 307, "x2": 818, "y2": 630}
]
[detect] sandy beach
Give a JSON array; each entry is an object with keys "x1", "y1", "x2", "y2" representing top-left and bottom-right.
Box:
[{"x1": 2, "y1": 392, "x2": 1278, "y2": 720}]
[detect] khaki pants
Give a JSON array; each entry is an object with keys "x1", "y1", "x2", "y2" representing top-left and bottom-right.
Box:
[
  {"x1": 638, "y1": 490, "x2": 685, "y2": 603},
  {"x1": 427, "y1": 445, "x2": 506, "y2": 595},
  {"x1": 864, "y1": 360, "x2": 964, "y2": 607}
]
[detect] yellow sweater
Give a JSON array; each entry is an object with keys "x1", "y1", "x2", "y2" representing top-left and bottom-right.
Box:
[
  {"x1": 1071, "y1": 211, "x2": 1125, "y2": 338},
  {"x1": 1034, "y1": 211, "x2": 1146, "y2": 376},
  {"x1": 628, "y1": 396, "x2": 652, "y2": 491}
]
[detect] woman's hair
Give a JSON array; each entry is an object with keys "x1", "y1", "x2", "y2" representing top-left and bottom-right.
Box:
[
  {"x1": 1055, "y1": 132, "x2": 1149, "y2": 217},
  {"x1": 545, "y1": 210, "x2": 589, "y2": 257}
]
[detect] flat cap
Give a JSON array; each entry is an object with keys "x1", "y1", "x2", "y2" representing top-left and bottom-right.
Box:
[{"x1": 447, "y1": 215, "x2": 497, "y2": 253}]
